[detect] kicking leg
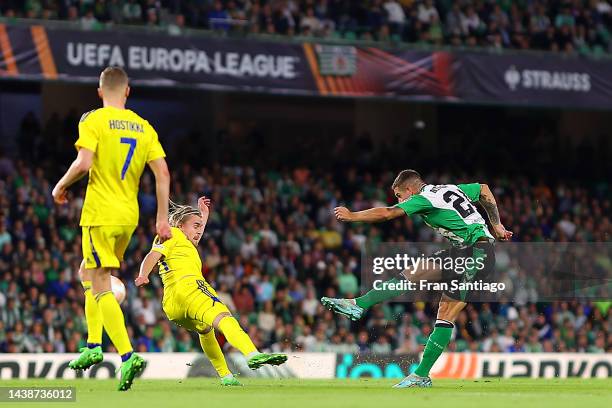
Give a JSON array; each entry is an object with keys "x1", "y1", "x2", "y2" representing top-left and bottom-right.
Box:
[
  {"x1": 211, "y1": 312, "x2": 287, "y2": 370},
  {"x1": 322, "y1": 263, "x2": 442, "y2": 320},
  {"x1": 394, "y1": 294, "x2": 466, "y2": 388},
  {"x1": 183, "y1": 279, "x2": 287, "y2": 371}
]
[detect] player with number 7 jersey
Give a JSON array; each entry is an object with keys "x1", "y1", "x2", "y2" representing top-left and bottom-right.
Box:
[
  {"x1": 52, "y1": 67, "x2": 171, "y2": 391},
  {"x1": 76, "y1": 104, "x2": 164, "y2": 227}
]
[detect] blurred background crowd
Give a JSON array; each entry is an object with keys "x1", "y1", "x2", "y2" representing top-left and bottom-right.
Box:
[
  {"x1": 2, "y1": 0, "x2": 612, "y2": 54},
  {"x1": 0, "y1": 109, "x2": 610, "y2": 355}
]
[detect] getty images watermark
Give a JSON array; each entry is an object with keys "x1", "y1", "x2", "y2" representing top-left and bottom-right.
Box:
[
  {"x1": 371, "y1": 252, "x2": 506, "y2": 293},
  {"x1": 361, "y1": 242, "x2": 612, "y2": 302}
]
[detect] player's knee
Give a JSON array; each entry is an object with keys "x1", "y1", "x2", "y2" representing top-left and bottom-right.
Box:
[
  {"x1": 437, "y1": 301, "x2": 465, "y2": 323},
  {"x1": 92, "y1": 267, "x2": 111, "y2": 276},
  {"x1": 79, "y1": 260, "x2": 92, "y2": 281},
  {"x1": 212, "y1": 312, "x2": 233, "y2": 331},
  {"x1": 91, "y1": 269, "x2": 113, "y2": 292},
  {"x1": 437, "y1": 309, "x2": 455, "y2": 323}
]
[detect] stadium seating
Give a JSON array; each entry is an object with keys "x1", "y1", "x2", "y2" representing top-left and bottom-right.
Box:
[
  {"x1": 2, "y1": 0, "x2": 612, "y2": 54},
  {"x1": 0, "y1": 111, "x2": 609, "y2": 355}
]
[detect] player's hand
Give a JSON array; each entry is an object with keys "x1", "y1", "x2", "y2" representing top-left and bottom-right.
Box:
[
  {"x1": 51, "y1": 183, "x2": 68, "y2": 205},
  {"x1": 135, "y1": 275, "x2": 149, "y2": 287},
  {"x1": 156, "y1": 218, "x2": 172, "y2": 242},
  {"x1": 334, "y1": 206, "x2": 353, "y2": 222},
  {"x1": 492, "y1": 224, "x2": 513, "y2": 241},
  {"x1": 198, "y1": 196, "x2": 211, "y2": 215}
]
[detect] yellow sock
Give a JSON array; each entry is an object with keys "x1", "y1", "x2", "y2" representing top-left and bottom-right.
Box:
[
  {"x1": 199, "y1": 329, "x2": 231, "y2": 377},
  {"x1": 82, "y1": 281, "x2": 103, "y2": 345},
  {"x1": 95, "y1": 291, "x2": 132, "y2": 356},
  {"x1": 217, "y1": 317, "x2": 258, "y2": 356}
]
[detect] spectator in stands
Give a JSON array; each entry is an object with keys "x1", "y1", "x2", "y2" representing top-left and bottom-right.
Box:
[
  {"x1": 209, "y1": 0, "x2": 230, "y2": 31},
  {"x1": 122, "y1": 0, "x2": 142, "y2": 24},
  {"x1": 417, "y1": 0, "x2": 439, "y2": 26},
  {"x1": 301, "y1": 7, "x2": 322, "y2": 34},
  {"x1": 383, "y1": 0, "x2": 405, "y2": 34}
]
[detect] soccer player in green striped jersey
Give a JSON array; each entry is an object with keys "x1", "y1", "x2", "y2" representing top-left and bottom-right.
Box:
[{"x1": 321, "y1": 169, "x2": 512, "y2": 388}]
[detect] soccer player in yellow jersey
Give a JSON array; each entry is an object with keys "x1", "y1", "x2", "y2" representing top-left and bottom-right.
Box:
[
  {"x1": 136, "y1": 197, "x2": 287, "y2": 385},
  {"x1": 52, "y1": 67, "x2": 172, "y2": 391}
]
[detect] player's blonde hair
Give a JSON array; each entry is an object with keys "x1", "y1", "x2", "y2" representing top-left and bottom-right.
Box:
[
  {"x1": 99, "y1": 66, "x2": 128, "y2": 91},
  {"x1": 168, "y1": 200, "x2": 201, "y2": 227}
]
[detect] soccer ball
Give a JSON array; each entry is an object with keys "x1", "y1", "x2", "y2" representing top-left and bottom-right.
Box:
[{"x1": 110, "y1": 275, "x2": 127, "y2": 304}]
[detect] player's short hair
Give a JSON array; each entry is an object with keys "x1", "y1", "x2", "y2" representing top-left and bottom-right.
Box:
[
  {"x1": 99, "y1": 66, "x2": 128, "y2": 91},
  {"x1": 168, "y1": 200, "x2": 201, "y2": 227},
  {"x1": 392, "y1": 169, "x2": 423, "y2": 190}
]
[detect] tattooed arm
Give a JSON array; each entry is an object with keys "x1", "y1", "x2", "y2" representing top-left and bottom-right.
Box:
[
  {"x1": 479, "y1": 184, "x2": 513, "y2": 241},
  {"x1": 479, "y1": 184, "x2": 501, "y2": 224}
]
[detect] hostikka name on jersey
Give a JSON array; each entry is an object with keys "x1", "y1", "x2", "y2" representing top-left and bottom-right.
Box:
[
  {"x1": 108, "y1": 119, "x2": 145, "y2": 133},
  {"x1": 372, "y1": 279, "x2": 506, "y2": 293}
]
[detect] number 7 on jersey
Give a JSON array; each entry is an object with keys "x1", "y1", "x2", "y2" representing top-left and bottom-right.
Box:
[{"x1": 120, "y1": 137, "x2": 137, "y2": 180}]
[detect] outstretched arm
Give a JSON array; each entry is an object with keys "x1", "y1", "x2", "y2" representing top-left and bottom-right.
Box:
[
  {"x1": 135, "y1": 251, "x2": 163, "y2": 287},
  {"x1": 52, "y1": 148, "x2": 94, "y2": 204},
  {"x1": 198, "y1": 196, "x2": 212, "y2": 229},
  {"x1": 334, "y1": 206, "x2": 405, "y2": 223},
  {"x1": 479, "y1": 184, "x2": 513, "y2": 241}
]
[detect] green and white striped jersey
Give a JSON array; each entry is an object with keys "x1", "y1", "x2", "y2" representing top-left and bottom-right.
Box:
[{"x1": 395, "y1": 183, "x2": 493, "y2": 247}]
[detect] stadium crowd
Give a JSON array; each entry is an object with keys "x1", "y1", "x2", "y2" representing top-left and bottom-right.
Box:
[
  {"x1": 0, "y1": 109, "x2": 610, "y2": 355},
  {"x1": 2, "y1": 1, "x2": 612, "y2": 54}
]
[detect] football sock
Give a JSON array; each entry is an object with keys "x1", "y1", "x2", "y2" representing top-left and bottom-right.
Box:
[
  {"x1": 217, "y1": 317, "x2": 258, "y2": 356},
  {"x1": 82, "y1": 280, "x2": 103, "y2": 346},
  {"x1": 355, "y1": 277, "x2": 409, "y2": 309},
  {"x1": 414, "y1": 320, "x2": 454, "y2": 377},
  {"x1": 95, "y1": 291, "x2": 133, "y2": 356},
  {"x1": 199, "y1": 330, "x2": 231, "y2": 378},
  {"x1": 121, "y1": 352, "x2": 133, "y2": 362}
]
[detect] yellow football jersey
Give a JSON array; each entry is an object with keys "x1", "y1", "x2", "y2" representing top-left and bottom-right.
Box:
[
  {"x1": 75, "y1": 106, "x2": 165, "y2": 226},
  {"x1": 150, "y1": 227, "x2": 203, "y2": 287}
]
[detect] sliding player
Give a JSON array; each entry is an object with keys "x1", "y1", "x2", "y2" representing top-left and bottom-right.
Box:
[
  {"x1": 52, "y1": 66, "x2": 171, "y2": 391},
  {"x1": 136, "y1": 197, "x2": 287, "y2": 384},
  {"x1": 321, "y1": 169, "x2": 512, "y2": 388}
]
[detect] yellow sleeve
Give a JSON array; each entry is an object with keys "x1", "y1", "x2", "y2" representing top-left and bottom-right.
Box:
[
  {"x1": 151, "y1": 235, "x2": 177, "y2": 258},
  {"x1": 75, "y1": 111, "x2": 99, "y2": 152},
  {"x1": 146, "y1": 122, "x2": 166, "y2": 163}
]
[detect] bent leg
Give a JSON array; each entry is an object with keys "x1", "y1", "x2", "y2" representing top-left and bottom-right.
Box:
[
  {"x1": 354, "y1": 261, "x2": 442, "y2": 310},
  {"x1": 212, "y1": 312, "x2": 258, "y2": 356}
]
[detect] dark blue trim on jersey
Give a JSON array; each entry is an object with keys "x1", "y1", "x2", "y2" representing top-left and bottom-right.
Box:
[
  {"x1": 160, "y1": 260, "x2": 170, "y2": 272},
  {"x1": 196, "y1": 280, "x2": 221, "y2": 305},
  {"x1": 89, "y1": 228, "x2": 102, "y2": 269}
]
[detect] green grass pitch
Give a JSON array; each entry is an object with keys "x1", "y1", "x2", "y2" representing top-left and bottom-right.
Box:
[{"x1": 2, "y1": 378, "x2": 611, "y2": 408}]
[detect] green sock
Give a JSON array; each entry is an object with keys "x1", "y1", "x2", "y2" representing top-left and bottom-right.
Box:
[
  {"x1": 414, "y1": 321, "x2": 454, "y2": 377},
  {"x1": 354, "y1": 277, "x2": 409, "y2": 309}
]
